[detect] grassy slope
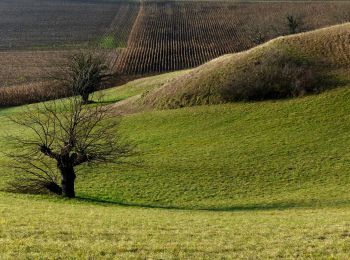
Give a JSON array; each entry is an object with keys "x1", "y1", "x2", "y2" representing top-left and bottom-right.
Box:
[
  {"x1": 2, "y1": 83, "x2": 350, "y2": 257},
  {"x1": 132, "y1": 23, "x2": 350, "y2": 110},
  {"x1": 1, "y1": 74, "x2": 350, "y2": 210},
  {"x1": 1, "y1": 23, "x2": 350, "y2": 258},
  {"x1": 83, "y1": 86, "x2": 350, "y2": 209},
  {"x1": 97, "y1": 70, "x2": 188, "y2": 104}
]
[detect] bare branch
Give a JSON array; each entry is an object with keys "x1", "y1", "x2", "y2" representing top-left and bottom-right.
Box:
[{"x1": 5, "y1": 95, "x2": 135, "y2": 197}]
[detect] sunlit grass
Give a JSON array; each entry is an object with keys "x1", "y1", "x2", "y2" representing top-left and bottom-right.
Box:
[
  {"x1": 1, "y1": 14, "x2": 350, "y2": 260},
  {"x1": 1, "y1": 193, "x2": 350, "y2": 258},
  {"x1": 1, "y1": 79, "x2": 350, "y2": 210}
]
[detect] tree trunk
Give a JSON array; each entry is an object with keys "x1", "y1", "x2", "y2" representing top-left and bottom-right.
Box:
[
  {"x1": 59, "y1": 166, "x2": 76, "y2": 198},
  {"x1": 81, "y1": 93, "x2": 89, "y2": 104}
]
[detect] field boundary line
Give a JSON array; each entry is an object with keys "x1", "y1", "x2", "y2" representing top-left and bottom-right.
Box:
[{"x1": 114, "y1": 1, "x2": 145, "y2": 71}]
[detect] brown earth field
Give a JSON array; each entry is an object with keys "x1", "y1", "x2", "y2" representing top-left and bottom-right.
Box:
[
  {"x1": 0, "y1": 49, "x2": 130, "y2": 106},
  {"x1": 116, "y1": 1, "x2": 350, "y2": 75},
  {"x1": 0, "y1": 0, "x2": 350, "y2": 106},
  {"x1": 0, "y1": 0, "x2": 140, "y2": 50}
]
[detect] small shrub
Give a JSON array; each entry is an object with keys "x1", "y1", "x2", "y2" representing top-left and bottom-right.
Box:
[
  {"x1": 99, "y1": 35, "x2": 118, "y2": 49},
  {"x1": 65, "y1": 52, "x2": 111, "y2": 104},
  {"x1": 250, "y1": 30, "x2": 266, "y2": 45},
  {"x1": 222, "y1": 49, "x2": 324, "y2": 101},
  {"x1": 287, "y1": 15, "x2": 299, "y2": 34}
]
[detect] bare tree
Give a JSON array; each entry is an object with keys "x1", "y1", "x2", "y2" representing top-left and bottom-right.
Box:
[
  {"x1": 7, "y1": 96, "x2": 133, "y2": 198},
  {"x1": 287, "y1": 15, "x2": 299, "y2": 34},
  {"x1": 52, "y1": 52, "x2": 112, "y2": 104}
]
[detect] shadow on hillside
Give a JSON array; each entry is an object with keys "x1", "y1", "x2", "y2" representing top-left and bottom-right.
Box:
[{"x1": 75, "y1": 196, "x2": 347, "y2": 212}]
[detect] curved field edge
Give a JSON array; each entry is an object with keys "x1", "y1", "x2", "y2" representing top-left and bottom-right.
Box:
[
  {"x1": 130, "y1": 22, "x2": 350, "y2": 111},
  {"x1": 81, "y1": 85, "x2": 350, "y2": 210},
  {"x1": 1, "y1": 82, "x2": 350, "y2": 210},
  {"x1": 0, "y1": 24, "x2": 350, "y2": 210},
  {"x1": 116, "y1": 1, "x2": 350, "y2": 76}
]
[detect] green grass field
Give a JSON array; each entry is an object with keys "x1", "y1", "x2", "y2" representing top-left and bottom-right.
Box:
[
  {"x1": 1, "y1": 24, "x2": 350, "y2": 258},
  {"x1": 2, "y1": 194, "x2": 350, "y2": 258},
  {"x1": 1, "y1": 74, "x2": 350, "y2": 257}
]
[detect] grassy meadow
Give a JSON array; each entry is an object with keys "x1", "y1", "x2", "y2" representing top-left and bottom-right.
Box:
[
  {"x1": 1, "y1": 71, "x2": 350, "y2": 257},
  {"x1": 2, "y1": 194, "x2": 350, "y2": 258},
  {"x1": 1, "y1": 24, "x2": 350, "y2": 258},
  {"x1": 1, "y1": 74, "x2": 350, "y2": 210}
]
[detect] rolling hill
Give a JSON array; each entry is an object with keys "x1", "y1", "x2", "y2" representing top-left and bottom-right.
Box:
[
  {"x1": 2, "y1": 77, "x2": 350, "y2": 258},
  {"x1": 117, "y1": 1, "x2": 350, "y2": 75},
  {"x1": 115, "y1": 23, "x2": 350, "y2": 112},
  {"x1": 1, "y1": 22, "x2": 350, "y2": 209},
  {"x1": 2, "y1": 56, "x2": 350, "y2": 257},
  {"x1": 1, "y1": 21, "x2": 350, "y2": 257},
  {"x1": 1, "y1": 0, "x2": 350, "y2": 99}
]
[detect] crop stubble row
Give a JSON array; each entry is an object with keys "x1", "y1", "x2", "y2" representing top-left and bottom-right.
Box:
[
  {"x1": 1, "y1": 1, "x2": 350, "y2": 89},
  {"x1": 0, "y1": 0, "x2": 139, "y2": 87},
  {"x1": 116, "y1": 1, "x2": 350, "y2": 75}
]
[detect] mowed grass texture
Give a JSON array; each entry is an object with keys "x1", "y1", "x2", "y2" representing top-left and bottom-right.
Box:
[
  {"x1": 82, "y1": 86, "x2": 350, "y2": 209},
  {"x1": 1, "y1": 193, "x2": 350, "y2": 258},
  {"x1": 1, "y1": 76, "x2": 350, "y2": 210},
  {"x1": 2, "y1": 87, "x2": 350, "y2": 259},
  {"x1": 1, "y1": 22, "x2": 350, "y2": 259}
]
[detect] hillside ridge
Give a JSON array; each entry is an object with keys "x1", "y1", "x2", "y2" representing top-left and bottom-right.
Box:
[{"x1": 112, "y1": 22, "x2": 350, "y2": 113}]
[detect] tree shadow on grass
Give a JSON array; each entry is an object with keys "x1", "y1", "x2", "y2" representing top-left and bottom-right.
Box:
[
  {"x1": 86, "y1": 99, "x2": 122, "y2": 106},
  {"x1": 75, "y1": 196, "x2": 350, "y2": 212}
]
